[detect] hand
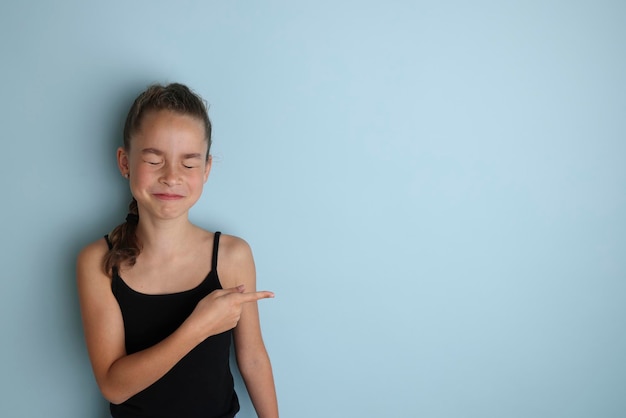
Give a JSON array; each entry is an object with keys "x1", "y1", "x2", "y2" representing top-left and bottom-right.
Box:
[{"x1": 187, "y1": 285, "x2": 274, "y2": 339}]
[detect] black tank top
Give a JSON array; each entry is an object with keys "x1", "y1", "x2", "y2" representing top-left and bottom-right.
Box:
[{"x1": 106, "y1": 232, "x2": 239, "y2": 418}]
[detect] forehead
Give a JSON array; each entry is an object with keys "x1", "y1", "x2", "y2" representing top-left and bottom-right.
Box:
[{"x1": 132, "y1": 110, "x2": 207, "y2": 153}]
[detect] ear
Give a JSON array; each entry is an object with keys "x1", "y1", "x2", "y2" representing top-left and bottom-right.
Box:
[
  {"x1": 203, "y1": 155, "x2": 212, "y2": 183},
  {"x1": 117, "y1": 147, "x2": 130, "y2": 177}
]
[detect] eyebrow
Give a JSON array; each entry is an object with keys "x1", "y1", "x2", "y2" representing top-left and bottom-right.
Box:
[
  {"x1": 141, "y1": 148, "x2": 163, "y2": 156},
  {"x1": 182, "y1": 153, "x2": 203, "y2": 159},
  {"x1": 141, "y1": 148, "x2": 202, "y2": 159}
]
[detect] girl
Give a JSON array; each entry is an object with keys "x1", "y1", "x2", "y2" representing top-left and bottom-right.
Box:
[{"x1": 77, "y1": 83, "x2": 278, "y2": 418}]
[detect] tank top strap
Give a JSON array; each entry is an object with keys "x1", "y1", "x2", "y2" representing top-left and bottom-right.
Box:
[
  {"x1": 103, "y1": 235, "x2": 119, "y2": 292},
  {"x1": 104, "y1": 234, "x2": 113, "y2": 250},
  {"x1": 104, "y1": 234, "x2": 119, "y2": 277},
  {"x1": 212, "y1": 231, "x2": 222, "y2": 272}
]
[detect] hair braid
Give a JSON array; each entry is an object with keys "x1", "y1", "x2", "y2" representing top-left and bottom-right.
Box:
[{"x1": 103, "y1": 198, "x2": 140, "y2": 275}]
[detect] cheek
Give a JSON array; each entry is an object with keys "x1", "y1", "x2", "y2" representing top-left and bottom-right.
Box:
[
  {"x1": 189, "y1": 173, "x2": 207, "y2": 189},
  {"x1": 129, "y1": 165, "x2": 154, "y2": 189}
]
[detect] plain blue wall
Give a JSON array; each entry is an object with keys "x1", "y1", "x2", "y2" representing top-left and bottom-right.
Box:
[{"x1": 1, "y1": 1, "x2": 625, "y2": 417}]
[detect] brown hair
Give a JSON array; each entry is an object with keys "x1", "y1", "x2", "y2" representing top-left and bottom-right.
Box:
[{"x1": 103, "y1": 83, "x2": 212, "y2": 275}]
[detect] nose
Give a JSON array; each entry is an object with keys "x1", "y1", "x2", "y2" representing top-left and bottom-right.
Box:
[{"x1": 159, "y1": 163, "x2": 181, "y2": 186}]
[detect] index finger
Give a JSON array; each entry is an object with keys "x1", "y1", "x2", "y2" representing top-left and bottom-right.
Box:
[{"x1": 237, "y1": 291, "x2": 275, "y2": 304}]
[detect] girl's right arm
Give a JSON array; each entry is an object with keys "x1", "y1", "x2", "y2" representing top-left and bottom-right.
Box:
[{"x1": 76, "y1": 239, "x2": 271, "y2": 404}]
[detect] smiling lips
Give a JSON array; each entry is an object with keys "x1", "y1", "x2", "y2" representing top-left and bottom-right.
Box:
[{"x1": 153, "y1": 193, "x2": 184, "y2": 200}]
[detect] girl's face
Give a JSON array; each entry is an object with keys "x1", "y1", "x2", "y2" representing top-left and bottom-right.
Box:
[{"x1": 117, "y1": 110, "x2": 211, "y2": 221}]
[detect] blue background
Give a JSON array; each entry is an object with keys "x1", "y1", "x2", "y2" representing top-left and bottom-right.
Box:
[{"x1": 1, "y1": 1, "x2": 625, "y2": 417}]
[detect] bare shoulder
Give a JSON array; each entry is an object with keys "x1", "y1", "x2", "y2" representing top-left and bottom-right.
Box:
[
  {"x1": 76, "y1": 238, "x2": 114, "y2": 299},
  {"x1": 216, "y1": 233, "x2": 256, "y2": 289},
  {"x1": 218, "y1": 233, "x2": 254, "y2": 262},
  {"x1": 77, "y1": 238, "x2": 109, "y2": 278}
]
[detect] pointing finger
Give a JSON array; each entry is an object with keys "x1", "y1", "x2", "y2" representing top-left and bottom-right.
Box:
[{"x1": 238, "y1": 291, "x2": 275, "y2": 303}]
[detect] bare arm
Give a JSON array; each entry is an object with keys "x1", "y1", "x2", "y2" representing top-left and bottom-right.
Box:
[
  {"x1": 220, "y1": 236, "x2": 279, "y2": 418},
  {"x1": 235, "y1": 301, "x2": 279, "y2": 418},
  {"x1": 76, "y1": 239, "x2": 272, "y2": 404}
]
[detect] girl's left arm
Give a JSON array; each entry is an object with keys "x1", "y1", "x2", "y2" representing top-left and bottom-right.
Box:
[{"x1": 220, "y1": 236, "x2": 279, "y2": 418}]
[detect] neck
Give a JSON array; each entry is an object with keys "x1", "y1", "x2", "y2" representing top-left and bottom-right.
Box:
[{"x1": 135, "y1": 214, "x2": 197, "y2": 256}]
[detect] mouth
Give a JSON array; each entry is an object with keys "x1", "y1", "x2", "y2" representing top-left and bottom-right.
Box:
[{"x1": 153, "y1": 193, "x2": 184, "y2": 201}]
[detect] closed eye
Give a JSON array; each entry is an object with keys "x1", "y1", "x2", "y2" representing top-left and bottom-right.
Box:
[{"x1": 182, "y1": 158, "x2": 201, "y2": 169}]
